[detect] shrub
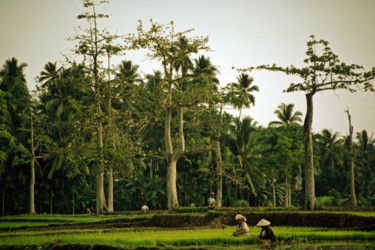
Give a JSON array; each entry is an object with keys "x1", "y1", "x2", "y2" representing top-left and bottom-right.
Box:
[
  {"x1": 357, "y1": 194, "x2": 372, "y2": 206},
  {"x1": 233, "y1": 200, "x2": 249, "y2": 207},
  {"x1": 316, "y1": 196, "x2": 334, "y2": 207},
  {"x1": 175, "y1": 207, "x2": 209, "y2": 213},
  {"x1": 328, "y1": 189, "x2": 342, "y2": 205}
]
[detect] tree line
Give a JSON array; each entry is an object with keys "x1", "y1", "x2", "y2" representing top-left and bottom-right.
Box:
[{"x1": 0, "y1": 0, "x2": 374, "y2": 215}]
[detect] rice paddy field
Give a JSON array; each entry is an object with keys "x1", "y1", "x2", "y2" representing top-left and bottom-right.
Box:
[{"x1": 0, "y1": 210, "x2": 375, "y2": 249}]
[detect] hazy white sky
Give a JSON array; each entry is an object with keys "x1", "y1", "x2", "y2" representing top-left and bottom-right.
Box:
[{"x1": 1, "y1": 0, "x2": 374, "y2": 137}]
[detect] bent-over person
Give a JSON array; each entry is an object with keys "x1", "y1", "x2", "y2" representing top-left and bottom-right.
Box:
[
  {"x1": 232, "y1": 214, "x2": 250, "y2": 237},
  {"x1": 257, "y1": 218, "x2": 275, "y2": 245}
]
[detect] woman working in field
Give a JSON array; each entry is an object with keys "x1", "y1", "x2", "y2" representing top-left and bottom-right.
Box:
[
  {"x1": 257, "y1": 218, "x2": 275, "y2": 245},
  {"x1": 232, "y1": 214, "x2": 250, "y2": 236}
]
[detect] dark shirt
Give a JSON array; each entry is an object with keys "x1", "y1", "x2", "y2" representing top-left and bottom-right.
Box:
[{"x1": 259, "y1": 227, "x2": 275, "y2": 241}]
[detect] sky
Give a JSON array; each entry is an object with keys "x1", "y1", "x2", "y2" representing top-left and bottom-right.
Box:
[{"x1": 1, "y1": 0, "x2": 375, "y2": 138}]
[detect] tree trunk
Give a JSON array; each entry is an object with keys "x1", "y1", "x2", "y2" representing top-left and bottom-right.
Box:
[
  {"x1": 288, "y1": 185, "x2": 292, "y2": 206},
  {"x1": 304, "y1": 92, "x2": 316, "y2": 211},
  {"x1": 108, "y1": 165, "x2": 113, "y2": 211},
  {"x1": 96, "y1": 98, "x2": 108, "y2": 214},
  {"x1": 2, "y1": 180, "x2": 4, "y2": 216},
  {"x1": 30, "y1": 157, "x2": 35, "y2": 214},
  {"x1": 346, "y1": 108, "x2": 357, "y2": 207},
  {"x1": 72, "y1": 186, "x2": 75, "y2": 215},
  {"x1": 30, "y1": 116, "x2": 36, "y2": 215},
  {"x1": 50, "y1": 187, "x2": 53, "y2": 214},
  {"x1": 273, "y1": 182, "x2": 276, "y2": 207},
  {"x1": 215, "y1": 138, "x2": 223, "y2": 208},
  {"x1": 165, "y1": 88, "x2": 182, "y2": 211},
  {"x1": 96, "y1": 169, "x2": 104, "y2": 214},
  {"x1": 245, "y1": 172, "x2": 256, "y2": 197},
  {"x1": 167, "y1": 158, "x2": 179, "y2": 211},
  {"x1": 285, "y1": 176, "x2": 289, "y2": 207}
]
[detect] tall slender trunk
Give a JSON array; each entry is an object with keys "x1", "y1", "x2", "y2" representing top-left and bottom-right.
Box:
[
  {"x1": 273, "y1": 181, "x2": 276, "y2": 207},
  {"x1": 304, "y1": 92, "x2": 316, "y2": 211},
  {"x1": 165, "y1": 82, "x2": 182, "y2": 211},
  {"x1": 365, "y1": 162, "x2": 370, "y2": 198},
  {"x1": 30, "y1": 157, "x2": 35, "y2": 214},
  {"x1": 50, "y1": 187, "x2": 53, "y2": 214},
  {"x1": 96, "y1": 102, "x2": 108, "y2": 214},
  {"x1": 106, "y1": 54, "x2": 114, "y2": 212},
  {"x1": 245, "y1": 172, "x2": 256, "y2": 196},
  {"x1": 346, "y1": 108, "x2": 357, "y2": 207},
  {"x1": 285, "y1": 176, "x2": 288, "y2": 207},
  {"x1": 30, "y1": 115, "x2": 35, "y2": 214},
  {"x1": 108, "y1": 165, "x2": 113, "y2": 211},
  {"x1": 165, "y1": 103, "x2": 175, "y2": 211},
  {"x1": 215, "y1": 138, "x2": 223, "y2": 208},
  {"x1": 72, "y1": 186, "x2": 75, "y2": 215},
  {"x1": 2, "y1": 180, "x2": 4, "y2": 216},
  {"x1": 215, "y1": 104, "x2": 223, "y2": 208}
]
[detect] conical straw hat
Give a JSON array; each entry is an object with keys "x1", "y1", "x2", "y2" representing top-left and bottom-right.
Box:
[
  {"x1": 256, "y1": 218, "x2": 271, "y2": 226},
  {"x1": 235, "y1": 214, "x2": 246, "y2": 222}
]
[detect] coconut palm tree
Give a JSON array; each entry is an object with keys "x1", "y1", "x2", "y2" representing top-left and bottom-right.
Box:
[
  {"x1": 356, "y1": 130, "x2": 375, "y2": 198},
  {"x1": 316, "y1": 129, "x2": 342, "y2": 170},
  {"x1": 0, "y1": 57, "x2": 32, "y2": 213},
  {"x1": 226, "y1": 73, "x2": 259, "y2": 119},
  {"x1": 191, "y1": 55, "x2": 219, "y2": 88},
  {"x1": 38, "y1": 62, "x2": 61, "y2": 98},
  {"x1": 228, "y1": 116, "x2": 263, "y2": 199},
  {"x1": 268, "y1": 103, "x2": 303, "y2": 127},
  {"x1": 269, "y1": 103, "x2": 303, "y2": 206},
  {"x1": 190, "y1": 55, "x2": 227, "y2": 207},
  {"x1": 116, "y1": 60, "x2": 140, "y2": 84}
]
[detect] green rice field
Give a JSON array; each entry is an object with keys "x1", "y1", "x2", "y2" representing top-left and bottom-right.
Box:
[{"x1": 1, "y1": 212, "x2": 375, "y2": 249}]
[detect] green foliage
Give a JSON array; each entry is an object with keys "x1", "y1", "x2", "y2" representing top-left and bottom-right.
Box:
[
  {"x1": 175, "y1": 207, "x2": 209, "y2": 213},
  {"x1": 233, "y1": 199, "x2": 249, "y2": 207},
  {"x1": 316, "y1": 189, "x2": 342, "y2": 207}
]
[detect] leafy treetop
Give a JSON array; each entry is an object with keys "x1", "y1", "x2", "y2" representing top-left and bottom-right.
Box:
[{"x1": 241, "y1": 35, "x2": 375, "y2": 94}]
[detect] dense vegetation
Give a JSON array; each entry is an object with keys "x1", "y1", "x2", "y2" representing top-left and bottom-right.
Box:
[{"x1": 0, "y1": 0, "x2": 375, "y2": 216}]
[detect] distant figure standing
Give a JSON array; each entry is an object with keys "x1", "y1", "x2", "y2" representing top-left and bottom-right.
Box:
[
  {"x1": 257, "y1": 218, "x2": 275, "y2": 245},
  {"x1": 141, "y1": 205, "x2": 149, "y2": 212},
  {"x1": 233, "y1": 214, "x2": 250, "y2": 236},
  {"x1": 207, "y1": 192, "x2": 216, "y2": 210}
]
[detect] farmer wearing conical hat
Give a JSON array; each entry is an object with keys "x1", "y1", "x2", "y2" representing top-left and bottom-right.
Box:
[
  {"x1": 232, "y1": 214, "x2": 250, "y2": 236},
  {"x1": 257, "y1": 218, "x2": 275, "y2": 245}
]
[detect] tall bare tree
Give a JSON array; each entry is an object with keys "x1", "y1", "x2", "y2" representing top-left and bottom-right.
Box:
[
  {"x1": 129, "y1": 20, "x2": 209, "y2": 211},
  {"x1": 246, "y1": 35, "x2": 375, "y2": 210},
  {"x1": 69, "y1": 0, "x2": 124, "y2": 214},
  {"x1": 345, "y1": 108, "x2": 357, "y2": 207}
]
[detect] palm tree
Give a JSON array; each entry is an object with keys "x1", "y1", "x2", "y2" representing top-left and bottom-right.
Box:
[
  {"x1": 37, "y1": 63, "x2": 90, "y2": 214},
  {"x1": 269, "y1": 103, "x2": 302, "y2": 127},
  {"x1": 0, "y1": 57, "x2": 32, "y2": 213},
  {"x1": 38, "y1": 62, "x2": 61, "y2": 98},
  {"x1": 269, "y1": 103, "x2": 303, "y2": 206},
  {"x1": 227, "y1": 73, "x2": 259, "y2": 119},
  {"x1": 115, "y1": 60, "x2": 140, "y2": 84},
  {"x1": 190, "y1": 55, "x2": 226, "y2": 207},
  {"x1": 356, "y1": 130, "x2": 375, "y2": 198},
  {"x1": 191, "y1": 55, "x2": 219, "y2": 88},
  {"x1": 228, "y1": 116, "x2": 263, "y2": 199},
  {"x1": 317, "y1": 129, "x2": 342, "y2": 170}
]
